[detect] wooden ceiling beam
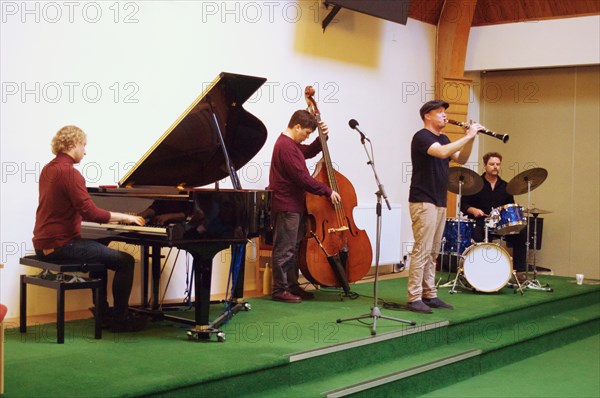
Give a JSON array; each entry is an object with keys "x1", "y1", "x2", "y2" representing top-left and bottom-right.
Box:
[
  {"x1": 435, "y1": 0, "x2": 478, "y2": 217},
  {"x1": 409, "y1": 0, "x2": 600, "y2": 26},
  {"x1": 435, "y1": 0, "x2": 477, "y2": 87}
]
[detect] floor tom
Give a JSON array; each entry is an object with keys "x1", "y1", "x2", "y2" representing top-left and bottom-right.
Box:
[{"x1": 442, "y1": 218, "x2": 474, "y2": 254}]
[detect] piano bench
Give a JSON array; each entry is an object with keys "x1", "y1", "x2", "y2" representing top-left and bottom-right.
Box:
[{"x1": 19, "y1": 255, "x2": 106, "y2": 344}]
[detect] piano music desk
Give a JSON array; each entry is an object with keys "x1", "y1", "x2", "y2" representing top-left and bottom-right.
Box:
[{"x1": 19, "y1": 255, "x2": 105, "y2": 344}]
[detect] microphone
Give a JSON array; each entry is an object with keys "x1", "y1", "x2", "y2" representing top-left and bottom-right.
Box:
[
  {"x1": 349, "y1": 119, "x2": 391, "y2": 210},
  {"x1": 348, "y1": 119, "x2": 369, "y2": 142}
]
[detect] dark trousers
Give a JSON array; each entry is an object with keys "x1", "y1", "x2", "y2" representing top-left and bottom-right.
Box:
[
  {"x1": 271, "y1": 212, "x2": 305, "y2": 294},
  {"x1": 36, "y1": 238, "x2": 135, "y2": 320},
  {"x1": 472, "y1": 219, "x2": 527, "y2": 272}
]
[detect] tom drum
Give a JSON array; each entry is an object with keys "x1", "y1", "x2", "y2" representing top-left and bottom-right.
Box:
[{"x1": 495, "y1": 203, "x2": 527, "y2": 235}]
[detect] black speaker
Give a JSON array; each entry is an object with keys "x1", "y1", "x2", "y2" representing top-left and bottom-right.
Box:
[{"x1": 326, "y1": 0, "x2": 411, "y2": 25}]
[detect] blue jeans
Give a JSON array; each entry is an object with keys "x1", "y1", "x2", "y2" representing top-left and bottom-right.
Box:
[
  {"x1": 36, "y1": 238, "x2": 135, "y2": 320},
  {"x1": 271, "y1": 212, "x2": 305, "y2": 294}
]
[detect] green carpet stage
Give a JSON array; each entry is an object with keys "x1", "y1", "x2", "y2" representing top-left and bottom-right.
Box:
[{"x1": 4, "y1": 275, "x2": 600, "y2": 397}]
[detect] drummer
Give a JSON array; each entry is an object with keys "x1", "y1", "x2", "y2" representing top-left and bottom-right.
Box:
[{"x1": 460, "y1": 152, "x2": 527, "y2": 274}]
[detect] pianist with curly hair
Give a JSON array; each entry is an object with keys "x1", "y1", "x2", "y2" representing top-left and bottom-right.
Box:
[{"x1": 32, "y1": 125, "x2": 147, "y2": 332}]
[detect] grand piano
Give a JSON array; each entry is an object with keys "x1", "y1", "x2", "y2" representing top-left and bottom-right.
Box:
[{"x1": 81, "y1": 72, "x2": 271, "y2": 341}]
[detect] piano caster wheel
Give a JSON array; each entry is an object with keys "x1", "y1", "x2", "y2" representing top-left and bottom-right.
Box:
[
  {"x1": 243, "y1": 303, "x2": 251, "y2": 311},
  {"x1": 187, "y1": 329, "x2": 226, "y2": 342},
  {"x1": 187, "y1": 330, "x2": 199, "y2": 340},
  {"x1": 187, "y1": 330, "x2": 209, "y2": 341}
]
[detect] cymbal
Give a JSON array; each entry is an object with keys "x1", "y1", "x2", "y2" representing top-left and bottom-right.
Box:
[
  {"x1": 506, "y1": 168, "x2": 548, "y2": 195},
  {"x1": 523, "y1": 207, "x2": 553, "y2": 215},
  {"x1": 447, "y1": 167, "x2": 483, "y2": 195}
]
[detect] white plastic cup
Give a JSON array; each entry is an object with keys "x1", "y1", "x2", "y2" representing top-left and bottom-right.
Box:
[{"x1": 576, "y1": 274, "x2": 584, "y2": 285}]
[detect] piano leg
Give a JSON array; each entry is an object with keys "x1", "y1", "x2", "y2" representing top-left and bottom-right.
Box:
[
  {"x1": 151, "y1": 245, "x2": 161, "y2": 310},
  {"x1": 232, "y1": 243, "x2": 246, "y2": 300},
  {"x1": 134, "y1": 243, "x2": 250, "y2": 342},
  {"x1": 184, "y1": 249, "x2": 223, "y2": 341},
  {"x1": 185, "y1": 244, "x2": 250, "y2": 342},
  {"x1": 194, "y1": 254, "x2": 212, "y2": 327},
  {"x1": 140, "y1": 245, "x2": 150, "y2": 308}
]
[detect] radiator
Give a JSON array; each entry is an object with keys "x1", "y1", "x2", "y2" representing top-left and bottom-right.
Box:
[{"x1": 353, "y1": 204, "x2": 402, "y2": 266}]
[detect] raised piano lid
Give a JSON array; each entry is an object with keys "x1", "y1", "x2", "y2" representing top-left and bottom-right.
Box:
[{"x1": 119, "y1": 72, "x2": 267, "y2": 188}]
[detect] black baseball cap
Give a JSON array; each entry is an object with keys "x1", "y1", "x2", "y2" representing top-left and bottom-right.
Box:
[{"x1": 419, "y1": 100, "x2": 449, "y2": 120}]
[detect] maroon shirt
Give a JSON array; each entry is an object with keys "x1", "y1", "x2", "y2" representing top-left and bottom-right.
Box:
[
  {"x1": 268, "y1": 134, "x2": 333, "y2": 215},
  {"x1": 32, "y1": 152, "x2": 111, "y2": 250}
]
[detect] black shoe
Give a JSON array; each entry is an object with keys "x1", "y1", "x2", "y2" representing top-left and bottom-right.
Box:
[
  {"x1": 290, "y1": 287, "x2": 315, "y2": 300},
  {"x1": 407, "y1": 300, "x2": 433, "y2": 314},
  {"x1": 423, "y1": 297, "x2": 454, "y2": 309},
  {"x1": 110, "y1": 314, "x2": 147, "y2": 333}
]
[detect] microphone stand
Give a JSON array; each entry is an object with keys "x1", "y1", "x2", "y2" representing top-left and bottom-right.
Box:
[{"x1": 336, "y1": 132, "x2": 415, "y2": 335}]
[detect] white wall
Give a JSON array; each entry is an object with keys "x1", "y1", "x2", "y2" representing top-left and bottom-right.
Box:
[
  {"x1": 0, "y1": 1, "x2": 437, "y2": 318},
  {"x1": 465, "y1": 15, "x2": 600, "y2": 72}
]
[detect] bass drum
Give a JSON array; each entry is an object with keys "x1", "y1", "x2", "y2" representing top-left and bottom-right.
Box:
[{"x1": 461, "y1": 243, "x2": 513, "y2": 292}]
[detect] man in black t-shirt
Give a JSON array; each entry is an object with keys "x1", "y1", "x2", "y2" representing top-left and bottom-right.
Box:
[{"x1": 407, "y1": 100, "x2": 481, "y2": 314}]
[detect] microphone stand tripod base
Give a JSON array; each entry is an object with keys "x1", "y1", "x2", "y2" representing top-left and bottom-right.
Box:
[
  {"x1": 337, "y1": 132, "x2": 415, "y2": 336},
  {"x1": 336, "y1": 306, "x2": 416, "y2": 336}
]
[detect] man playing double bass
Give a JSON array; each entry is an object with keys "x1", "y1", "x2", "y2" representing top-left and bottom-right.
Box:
[{"x1": 268, "y1": 110, "x2": 341, "y2": 303}]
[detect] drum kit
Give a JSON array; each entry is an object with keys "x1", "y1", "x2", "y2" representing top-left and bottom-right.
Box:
[{"x1": 438, "y1": 166, "x2": 553, "y2": 294}]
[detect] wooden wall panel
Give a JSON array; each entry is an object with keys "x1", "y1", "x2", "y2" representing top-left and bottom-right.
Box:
[
  {"x1": 436, "y1": 1, "x2": 477, "y2": 216},
  {"x1": 479, "y1": 66, "x2": 600, "y2": 279}
]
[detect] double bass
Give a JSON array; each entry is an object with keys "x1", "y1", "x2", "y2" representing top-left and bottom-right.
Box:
[{"x1": 298, "y1": 86, "x2": 373, "y2": 294}]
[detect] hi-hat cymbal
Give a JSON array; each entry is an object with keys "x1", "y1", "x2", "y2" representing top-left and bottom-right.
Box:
[
  {"x1": 448, "y1": 167, "x2": 483, "y2": 195},
  {"x1": 523, "y1": 207, "x2": 553, "y2": 215},
  {"x1": 506, "y1": 168, "x2": 548, "y2": 195}
]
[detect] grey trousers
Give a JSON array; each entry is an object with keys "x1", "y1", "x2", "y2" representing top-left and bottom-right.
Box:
[{"x1": 271, "y1": 211, "x2": 306, "y2": 294}]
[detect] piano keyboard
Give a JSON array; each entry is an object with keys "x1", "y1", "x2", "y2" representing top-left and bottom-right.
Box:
[{"x1": 81, "y1": 221, "x2": 169, "y2": 236}]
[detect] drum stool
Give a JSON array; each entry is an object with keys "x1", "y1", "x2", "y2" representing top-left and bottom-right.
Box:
[{"x1": 19, "y1": 255, "x2": 105, "y2": 344}]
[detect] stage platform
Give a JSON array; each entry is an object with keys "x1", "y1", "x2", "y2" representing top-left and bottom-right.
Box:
[{"x1": 4, "y1": 274, "x2": 599, "y2": 397}]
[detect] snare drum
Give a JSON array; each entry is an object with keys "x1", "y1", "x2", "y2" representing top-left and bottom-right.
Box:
[
  {"x1": 495, "y1": 203, "x2": 527, "y2": 235},
  {"x1": 461, "y1": 243, "x2": 512, "y2": 292},
  {"x1": 442, "y1": 218, "x2": 475, "y2": 254}
]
